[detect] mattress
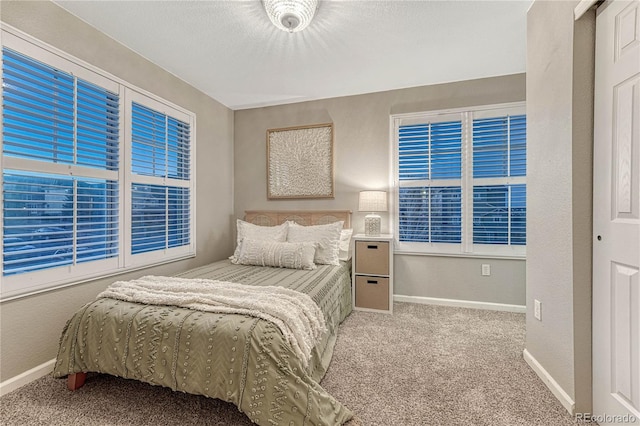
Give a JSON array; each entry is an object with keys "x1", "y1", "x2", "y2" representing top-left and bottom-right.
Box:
[{"x1": 53, "y1": 259, "x2": 354, "y2": 425}]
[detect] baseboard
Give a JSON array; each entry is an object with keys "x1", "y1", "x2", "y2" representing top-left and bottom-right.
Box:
[
  {"x1": 523, "y1": 349, "x2": 575, "y2": 415},
  {"x1": 394, "y1": 294, "x2": 526, "y2": 313},
  {"x1": 0, "y1": 358, "x2": 56, "y2": 397}
]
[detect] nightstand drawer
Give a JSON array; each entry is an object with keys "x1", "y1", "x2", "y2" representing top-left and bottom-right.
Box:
[
  {"x1": 355, "y1": 241, "x2": 389, "y2": 275},
  {"x1": 355, "y1": 276, "x2": 389, "y2": 311}
]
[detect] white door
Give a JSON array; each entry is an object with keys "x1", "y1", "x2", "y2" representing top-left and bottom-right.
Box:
[{"x1": 593, "y1": 0, "x2": 640, "y2": 424}]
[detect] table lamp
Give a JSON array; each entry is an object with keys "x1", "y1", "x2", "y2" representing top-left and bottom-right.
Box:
[{"x1": 358, "y1": 190, "x2": 387, "y2": 236}]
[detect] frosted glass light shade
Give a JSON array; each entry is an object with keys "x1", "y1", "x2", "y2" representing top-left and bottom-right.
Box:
[{"x1": 263, "y1": 0, "x2": 318, "y2": 33}]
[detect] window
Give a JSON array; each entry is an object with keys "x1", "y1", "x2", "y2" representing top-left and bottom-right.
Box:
[
  {"x1": 398, "y1": 117, "x2": 463, "y2": 244},
  {"x1": 472, "y1": 114, "x2": 526, "y2": 247},
  {"x1": 393, "y1": 103, "x2": 526, "y2": 257},
  {"x1": 130, "y1": 101, "x2": 191, "y2": 257},
  {"x1": 1, "y1": 28, "x2": 195, "y2": 299}
]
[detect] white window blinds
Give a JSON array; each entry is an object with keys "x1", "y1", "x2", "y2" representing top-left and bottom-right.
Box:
[
  {"x1": 472, "y1": 114, "x2": 526, "y2": 246},
  {"x1": 130, "y1": 101, "x2": 191, "y2": 256},
  {"x1": 2, "y1": 47, "x2": 119, "y2": 277},
  {"x1": 1, "y1": 29, "x2": 196, "y2": 299},
  {"x1": 131, "y1": 103, "x2": 190, "y2": 180},
  {"x1": 3, "y1": 49, "x2": 119, "y2": 169},
  {"x1": 393, "y1": 103, "x2": 526, "y2": 257},
  {"x1": 398, "y1": 119, "x2": 462, "y2": 243}
]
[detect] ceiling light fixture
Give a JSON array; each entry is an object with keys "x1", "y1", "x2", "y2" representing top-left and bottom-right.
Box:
[{"x1": 263, "y1": 0, "x2": 319, "y2": 33}]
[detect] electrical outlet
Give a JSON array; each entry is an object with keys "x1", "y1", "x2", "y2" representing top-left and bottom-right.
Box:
[
  {"x1": 534, "y1": 299, "x2": 542, "y2": 321},
  {"x1": 481, "y1": 264, "x2": 491, "y2": 276}
]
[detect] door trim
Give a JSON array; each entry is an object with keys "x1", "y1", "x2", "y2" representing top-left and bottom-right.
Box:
[{"x1": 575, "y1": 0, "x2": 599, "y2": 20}]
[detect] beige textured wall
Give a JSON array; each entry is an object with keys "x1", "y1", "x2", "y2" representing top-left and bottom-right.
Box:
[
  {"x1": 234, "y1": 74, "x2": 527, "y2": 306},
  {"x1": 0, "y1": 1, "x2": 235, "y2": 381},
  {"x1": 526, "y1": 0, "x2": 594, "y2": 412}
]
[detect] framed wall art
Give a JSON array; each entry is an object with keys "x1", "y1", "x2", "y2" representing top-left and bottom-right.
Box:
[{"x1": 267, "y1": 123, "x2": 334, "y2": 199}]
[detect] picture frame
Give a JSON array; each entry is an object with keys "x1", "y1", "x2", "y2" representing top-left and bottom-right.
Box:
[{"x1": 267, "y1": 123, "x2": 334, "y2": 199}]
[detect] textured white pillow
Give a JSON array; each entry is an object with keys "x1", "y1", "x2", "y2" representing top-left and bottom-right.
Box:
[
  {"x1": 338, "y1": 229, "x2": 354, "y2": 261},
  {"x1": 230, "y1": 220, "x2": 289, "y2": 262},
  {"x1": 235, "y1": 238, "x2": 317, "y2": 270},
  {"x1": 287, "y1": 221, "x2": 344, "y2": 266}
]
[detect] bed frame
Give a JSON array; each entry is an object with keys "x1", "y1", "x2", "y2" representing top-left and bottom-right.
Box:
[
  {"x1": 244, "y1": 209, "x2": 351, "y2": 228},
  {"x1": 67, "y1": 209, "x2": 352, "y2": 390}
]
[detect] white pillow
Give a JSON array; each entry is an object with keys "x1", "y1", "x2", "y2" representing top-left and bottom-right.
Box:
[
  {"x1": 230, "y1": 219, "x2": 288, "y2": 262},
  {"x1": 234, "y1": 238, "x2": 317, "y2": 270},
  {"x1": 339, "y1": 229, "x2": 353, "y2": 261},
  {"x1": 287, "y1": 221, "x2": 343, "y2": 266}
]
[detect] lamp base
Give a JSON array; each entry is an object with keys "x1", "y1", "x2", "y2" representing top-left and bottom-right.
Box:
[{"x1": 364, "y1": 213, "x2": 381, "y2": 236}]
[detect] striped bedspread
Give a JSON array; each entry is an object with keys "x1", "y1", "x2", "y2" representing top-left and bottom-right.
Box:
[{"x1": 54, "y1": 259, "x2": 353, "y2": 426}]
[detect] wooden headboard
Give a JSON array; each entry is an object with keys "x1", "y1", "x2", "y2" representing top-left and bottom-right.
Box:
[{"x1": 244, "y1": 210, "x2": 352, "y2": 228}]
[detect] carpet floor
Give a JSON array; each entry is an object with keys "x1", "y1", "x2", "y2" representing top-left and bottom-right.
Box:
[{"x1": 1, "y1": 302, "x2": 585, "y2": 425}]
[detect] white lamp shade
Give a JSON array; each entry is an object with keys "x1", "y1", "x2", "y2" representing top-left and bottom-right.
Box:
[{"x1": 358, "y1": 191, "x2": 388, "y2": 212}]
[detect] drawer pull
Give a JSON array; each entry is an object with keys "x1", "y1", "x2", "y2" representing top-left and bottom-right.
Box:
[
  {"x1": 367, "y1": 245, "x2": 378, "y2": 249},
  {"x1": 367, "y1": 280, "x2": 378, "y2": 284}
]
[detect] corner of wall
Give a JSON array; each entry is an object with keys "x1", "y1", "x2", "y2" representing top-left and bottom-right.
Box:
[
  {"x1": 571, "y1": 6, "x2": 596, "y2": 414},
  {"x1": 525, "y1": 0, "x2": 595, "y2": 415}
]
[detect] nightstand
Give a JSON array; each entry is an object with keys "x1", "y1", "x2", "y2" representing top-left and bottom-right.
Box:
[{"x1": 352, "y1": 234, "x2": 393, "y2": 314}]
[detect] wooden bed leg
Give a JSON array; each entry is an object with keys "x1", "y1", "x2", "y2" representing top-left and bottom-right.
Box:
[{"x1": 67, "y1": 372, "x2": 87, "y2": 390}]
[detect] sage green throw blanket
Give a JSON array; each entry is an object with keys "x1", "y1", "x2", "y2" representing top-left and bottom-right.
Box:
[
  {"x1": 53, "y1": 260, "x2": 354, "y2": 425},
  {"x1": 97, "y1": 276, "x2": 327, "y2": 368}
]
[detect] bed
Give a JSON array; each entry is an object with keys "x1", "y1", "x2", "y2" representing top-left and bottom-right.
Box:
[{"x1": 53, "y1": 210, "x2": 355, "y2": 426}]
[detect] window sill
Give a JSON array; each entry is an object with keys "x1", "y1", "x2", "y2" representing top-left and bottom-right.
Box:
[
  {"x1": 393, "y1": 249, "x2": 526, "y2": 261},
  {"x1": 0, "y1": 253, "x2": 196, "y2": 303}
]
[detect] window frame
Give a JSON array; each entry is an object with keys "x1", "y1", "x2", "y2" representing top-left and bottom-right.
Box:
[
  {"x1": 1, "y1": 25, "x2": 196, "y2": 300},
  {"x1": 124, "y1": 89, "x2": 195, "y2": 269},
  {"x1": 391, "y1": 102, "x2": 526, "y2": 259}
]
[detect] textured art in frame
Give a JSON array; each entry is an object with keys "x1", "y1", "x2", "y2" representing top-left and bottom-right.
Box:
[{"x1": 267, "y1": 123, "x2": 334, "y2": 199}]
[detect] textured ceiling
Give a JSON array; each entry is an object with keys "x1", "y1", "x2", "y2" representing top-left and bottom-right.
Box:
[{"x1": 54, "y1": 0, "x2": 531, "y2": 110}]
